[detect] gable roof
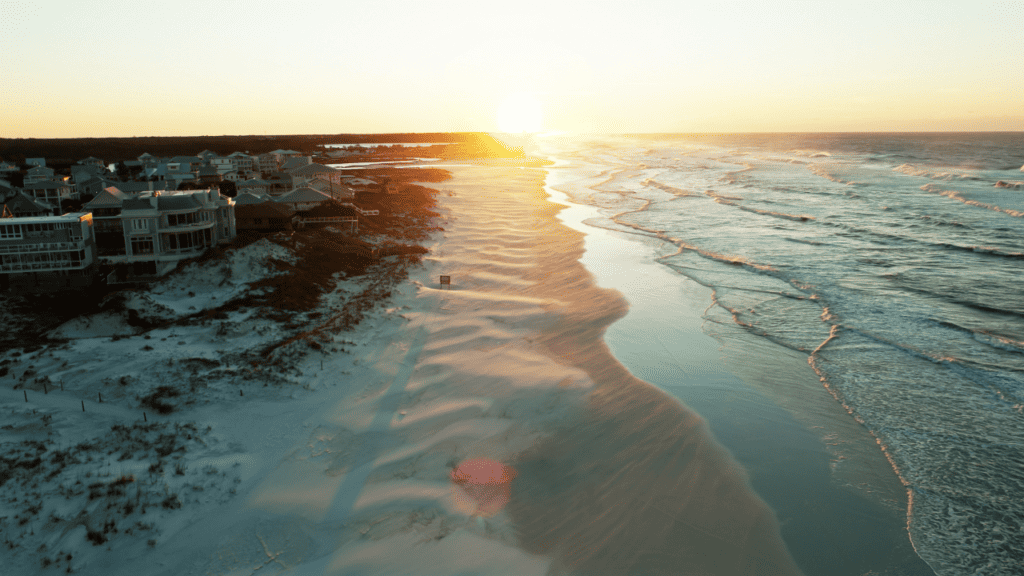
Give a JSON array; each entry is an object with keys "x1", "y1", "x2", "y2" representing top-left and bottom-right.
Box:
[
  {"x1": 84, "y1": 187, "x2": 130, "y2": 209},
  {"x1": 275, "y1": 187, "x2": 331, "y2": 204},
  {"x1": 280, "y1": 157, "x2": 311, "y2": 172},
  {"x1": 170, "y1": 156, "x2": 203, "y2": 165},
  {"x1": 5, "y1": 191, "x2": 53, "y2": 214},
  {"x1": 288, "y1": 163, "x2": 336, "y2": 178},
  {"x1": 233, "y1": 192, "x2": 268, "y2": 205}
]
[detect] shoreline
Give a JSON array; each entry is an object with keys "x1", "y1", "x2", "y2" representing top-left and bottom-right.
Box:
[{"x1": 539, "y1": 146, "x2": 935, "y2": 574}]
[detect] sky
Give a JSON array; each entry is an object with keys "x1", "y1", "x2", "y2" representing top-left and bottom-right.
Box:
[{"x1": 1, "y1": 0, "x2": 1023, "y2": 137}]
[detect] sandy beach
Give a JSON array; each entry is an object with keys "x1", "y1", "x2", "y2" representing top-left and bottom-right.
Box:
[{"x1": 3, "y1": 161, "x2": 805, "y2": 575}]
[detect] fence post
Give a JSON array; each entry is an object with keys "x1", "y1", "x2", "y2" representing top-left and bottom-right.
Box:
[
  {"x1": 98, "y1": 392, "x2": 102, "y2": 403},
  {"x1": 24, "y1": 390, "x2": 27, "y2": 403},
  {"x1": 143, "y1": 412, "x2": 147, "y2": 422},
  {"x1": 81, "y1": 401, "x2": 85, "y2": 412}
]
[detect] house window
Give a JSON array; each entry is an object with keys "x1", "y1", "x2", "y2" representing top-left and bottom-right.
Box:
[
  {"x1": 131, "y1": 237, "x2": 154, "y2": 255},
  {"x1": 0, "y1": 224, "x2": 22, "y2": 239},
  {"x1": 132, "y1": 218, "x2": 148, "y2": 231}
]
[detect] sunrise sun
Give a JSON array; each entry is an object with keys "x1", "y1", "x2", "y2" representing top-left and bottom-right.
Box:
[{"x1": 496, "y1": 93, "x2": 543, "y2": 133}]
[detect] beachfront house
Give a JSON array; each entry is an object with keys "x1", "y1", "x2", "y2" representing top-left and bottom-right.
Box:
[
  {"x1": 234, "y1": 197, "x2": 295, "y2": 232},
  {"x1": 0, "y1": 212, "x2": 99, "y2": 293},
  {"x1": 84, "y1": 188, "x2": 236, "y2": 278},
  {"x1": 297, "y1": 201, "x2": 359, "y2": 234}
]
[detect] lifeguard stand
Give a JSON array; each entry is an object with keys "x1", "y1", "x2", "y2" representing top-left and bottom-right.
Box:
[{"x1": 440, "y1": 275, "x2": 451, "y2": 290}]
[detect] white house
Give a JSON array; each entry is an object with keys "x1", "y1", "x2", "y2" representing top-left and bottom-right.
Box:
[
  {"x1": 84, "y1": 189, "x2": 236, "y2": 277},
  {"x1": 0, "y1": 212, "x2": 98, "y2": 293}
]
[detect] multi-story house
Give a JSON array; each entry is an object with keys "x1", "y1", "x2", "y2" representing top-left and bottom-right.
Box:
[
  {"x1": 227, "y1": 152, "x2": 255, "y2": 173},
  {"x1": 78, "y1": 156, "x2": 105, "y2": 168},
  {"x1": 288, "y1": 162, "x2": 339, "y2": 187},
  {"x1": 24, "y1": 179, "x2": 75, "y2": 209},
  {"x1": 24, "y1": 165, "x2": 56, "y2": 185},
  {"x1": 237, "y1": 179, "x2": 271, "y2": 196},
  {"x1": 210, "y1": 157, "x2": 234, "y2": 175},
  {"x1": 4, "y1": 191, "x2": 55, "y2": 217},
  {"x1": 0, "y1": 212, "x2": 98, "y2": 293},
  {"x1": 85, "y1": 189, "x2": 235, "y2": 277},
  {"x1": 256, "y1": 153, "x2": 279, "y2": 175},
  {"x1": 138, "y1": 153, "x2": 161, "y2": 168},
  {"x1": 265, "y1": 172, "x2": 293, "y2": 197}
]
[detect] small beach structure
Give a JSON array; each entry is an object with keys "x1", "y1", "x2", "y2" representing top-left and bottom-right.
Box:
[
  {"x1": 234, "y1": 199, "x2": 295, "y2": 232},
  {"x1": 275, "y1": 187, "x2": 332, "y2": 212}
]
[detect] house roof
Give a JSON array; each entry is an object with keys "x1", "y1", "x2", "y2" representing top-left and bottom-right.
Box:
[
  {"x1": 197, "y1": 166, "x2": 220, "y2": 177},
  {"x1": 239, "y1": 179, "x2": 270, "y2": 186},
  {"x1": 233, "y1": 193, "x2": 267, "y2": 205},
  {"x1": 270, "y1": 149, "x2": 301, "y2": 155},
  {"x1": 235, "y1": 201, "x2": 294, "y2": 218},
  {"x1": 84, "y1": 187, "x2": 130, "y2": 209},
  {"x1": 288, "y1": 163, "x2": 336, "y2": 178},
  {"x1": 276, "y1": 187, "x2": 331, "y2": 204},
  {"x1": 170, "y1": 156, "x2": 203, "y2": 165},
  {"x1": 5, "y1": 191, "x2": 53, "y2": 213},
  {"x1": 280, "y1": 158, "x2": 310, "y2": 172},
  {"x1": 110, "y1": 181, "x2": 172, "y2": 194},
  {"x1": 122, "y1": 194, "x2": 203, "y2": 212}
]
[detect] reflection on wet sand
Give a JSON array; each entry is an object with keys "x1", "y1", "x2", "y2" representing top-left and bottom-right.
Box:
[{"x1": 506, "y1": 168, "x2": 804, "y2": 575}]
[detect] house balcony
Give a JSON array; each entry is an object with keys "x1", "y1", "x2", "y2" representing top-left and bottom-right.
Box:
[{"x1": 159, "y1": 220, "x2": 215, "y2": 233}]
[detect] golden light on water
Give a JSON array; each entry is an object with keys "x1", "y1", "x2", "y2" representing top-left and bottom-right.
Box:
[{"x1": 497, "y1": 93, "x2": 543, "y2": 133}]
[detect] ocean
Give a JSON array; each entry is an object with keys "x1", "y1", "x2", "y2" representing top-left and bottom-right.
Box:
[{"x1": 536, "y1": 133, "x2": 1024, "y2": 576}]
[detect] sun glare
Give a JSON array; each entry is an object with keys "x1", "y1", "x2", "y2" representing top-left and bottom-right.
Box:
[{"x1": 497, "y1": 93, "x2": 543, "y2": 133}]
